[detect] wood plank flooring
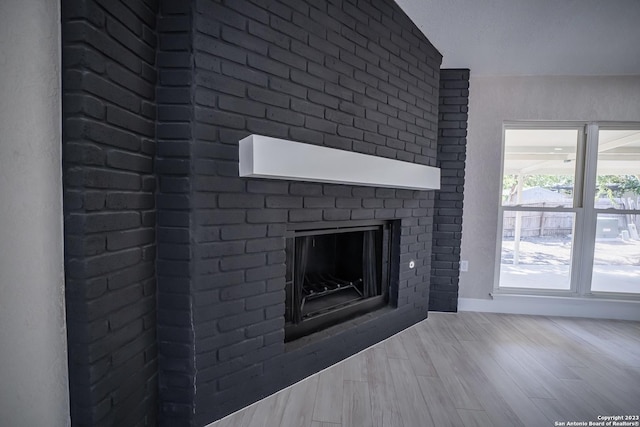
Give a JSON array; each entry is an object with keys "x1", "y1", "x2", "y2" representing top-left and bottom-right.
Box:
[{"x1": 207, "y1": 312, "x2": 640, "y2": 427}]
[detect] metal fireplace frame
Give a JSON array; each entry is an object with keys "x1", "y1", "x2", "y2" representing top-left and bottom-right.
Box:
[{"x1": 284, "y1": 219, "x2": 400, "y2": 342}]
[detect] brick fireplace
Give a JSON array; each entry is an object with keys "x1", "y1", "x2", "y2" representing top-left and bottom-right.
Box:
[
  {"x1": 155, "y1": 0, "x2": 442, "y2": 424},
  {"x1": 158, "y1": 178, "x2": 439, "y2": 424},
  {"x1": 61, "y1": 0, "x2": 468, "y2": 425}
]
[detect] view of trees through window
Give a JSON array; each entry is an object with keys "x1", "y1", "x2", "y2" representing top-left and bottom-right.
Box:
[
  {"x1": 498, "y1": 126, "x2": 640, "y2": 295},
  {"x1": 503, "y1": 174, "x2": 640, "y2": 206}
]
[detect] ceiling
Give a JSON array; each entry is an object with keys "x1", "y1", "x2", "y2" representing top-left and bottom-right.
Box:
[
  {"x1": 395, "y1": 0, "x2": 640, "y2": 76},
  {"x1": 504, "y1": 129, "x2": 640, "y2": 175}
]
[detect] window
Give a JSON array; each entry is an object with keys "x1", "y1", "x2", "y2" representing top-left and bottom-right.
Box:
[{"x1": 497, "y1": 123, "x2": 640, "y2": 297}]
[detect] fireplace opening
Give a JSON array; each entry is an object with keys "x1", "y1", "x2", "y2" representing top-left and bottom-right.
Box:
[{"x1": 284, "y1": 220, "x2": 397, "y2": 342}]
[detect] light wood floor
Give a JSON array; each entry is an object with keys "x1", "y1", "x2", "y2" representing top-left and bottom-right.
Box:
[{"x1": 207, "y1": 312, "x2": 640, "y2": 427}]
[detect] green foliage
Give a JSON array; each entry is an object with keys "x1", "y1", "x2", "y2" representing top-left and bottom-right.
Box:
[
  {"x1": 595, "y1": 175, "x2": 640, "y2": 207},
  {"x1": 502, "y1": 174, "x2": 640, "y2": 204},
  {"x1": 596, "y1": 174, "x2": 640, "y2": 196}
]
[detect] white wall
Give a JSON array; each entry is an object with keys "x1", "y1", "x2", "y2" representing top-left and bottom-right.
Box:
[
  {"x1": 460, "y1": 75, "x2": 640, "y2": 300},
  {"x1": 0, "y1": 0, "x2": 70, "y2": 426}
]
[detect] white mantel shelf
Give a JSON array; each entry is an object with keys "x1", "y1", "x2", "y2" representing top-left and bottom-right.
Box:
[{"x1": 239, "y1": 135, "x2": 441, "y2": 191}]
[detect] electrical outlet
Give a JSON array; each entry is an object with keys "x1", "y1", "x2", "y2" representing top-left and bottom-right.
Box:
[{"x1": 460, "y1": 260, "x2": 469, "y2": 272}]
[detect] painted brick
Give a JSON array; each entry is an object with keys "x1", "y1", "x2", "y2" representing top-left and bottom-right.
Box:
[
  {"x1": 291, "y1": 69, "x2": 324, "y2": 91},
  {"x1": 265, "y1": 196, "x2": 303, "y2": 209},
  {"x1": 150, "y1": 0, "x2": 443, "y2": 424},
  {"x1": 218, "y1": 194, "x2": 264, "y2": 209},
  {"x1": 430, "y1": 69, "x2": 469, "y2": 314},
  {"x1": 220, "y1": 225, "x2": 268, "y2": 240},
  {"x1": 220, "y1": 253, "x2": 266, "y2": 271},
  {"x1": 63, "y1": 2, "x2": 159, "y2": 425},
  {"x1": 247, "y1": 180, "x2": 290, "y2": 195},
  {"x1": 269, "y1": 77, "x2": 307, "y2": 99},
  {"x1": 218, "y1": 96, "x2": 265, "y2": 118},
  {"x1": 289, "y1": 209, "x2": 323, "y2": 222},
  {"x1": 291, "y1": 98, "x2": 324, "y2": 118},
  {"x1": 247, "y1": 209, "x2": 288, "y2": 223}
]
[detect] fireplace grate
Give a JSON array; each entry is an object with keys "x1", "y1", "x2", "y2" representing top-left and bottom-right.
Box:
[
  {"x1": 303, "y1": 274, "x2": 363, "y2": 299},
  {"x1": 301, "y1": 274, "x2": 363, "y2": 318}
]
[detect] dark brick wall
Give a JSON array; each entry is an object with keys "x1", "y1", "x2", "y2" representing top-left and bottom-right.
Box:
[
  {"x1": 155, "y1": 2, "x2": 197, "y2": 425},
  {"x1": 429, "y1": 69, "x2": 469, "y2": 312},
  {"x1": 62, "y1": 0, "x2": 159, "y2": 425},
  {"x1": 155, "y1": 0, "x2": 442, "y2": 424}
]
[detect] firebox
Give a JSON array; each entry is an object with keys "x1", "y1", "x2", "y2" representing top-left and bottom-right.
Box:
[{"x1": 284, "y1": 220, "x2": 398, "y2": 342}]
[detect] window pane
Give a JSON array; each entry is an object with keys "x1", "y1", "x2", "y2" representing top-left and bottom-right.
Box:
[
  {"x1": 499, "y1": 210, "x2": 574, "y2": 290},
  {"x1": 503, "y1": 129, "x2": 578, "y2": 208},
  {"x1": 596, "y1": 130, "x2": 640, "y2": 210},
  {"x1": 591, "y1": 213, "x2": 640, "y2": 294}
]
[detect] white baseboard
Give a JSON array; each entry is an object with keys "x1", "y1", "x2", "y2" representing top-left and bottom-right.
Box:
[{"x1": 458, "y1": 295, "x2": 640, "y2": 321}]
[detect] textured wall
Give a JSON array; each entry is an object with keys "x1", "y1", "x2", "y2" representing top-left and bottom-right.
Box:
[
  {"x1": 61, "y1": 0, "x2": 158, "y2": 425},
  {"x1": 460, "y1": 75, "x2": 640, "y2": 300},
  {"x1": 429, "y1": 69, "x2": 469, "y2": 312},
  {"x1": 0, "y1": 1, "x2": 70, "y2": 426},
  {"x1": 155, "y1": 0, "x2": 442, "y2": 424}
]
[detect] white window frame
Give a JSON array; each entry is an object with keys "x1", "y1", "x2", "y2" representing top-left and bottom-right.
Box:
[{"x1": 494, "y1": 121, "x2": 640, "y2": 300}]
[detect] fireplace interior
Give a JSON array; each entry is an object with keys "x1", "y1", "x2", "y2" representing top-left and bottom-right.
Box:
[{"x1": 285, "y1": 220, "x2": 396, "y2": 341}]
